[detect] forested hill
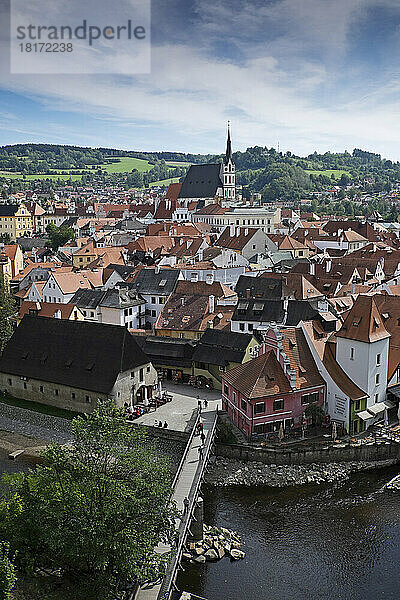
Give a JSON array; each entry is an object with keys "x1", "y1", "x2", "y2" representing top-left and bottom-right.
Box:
[
  {"x1": 1, "y1": 143, "x2": 400, "y2": 204},
  {"x1": 0, "y1": 144, "x2": 210, "y2": 172}
]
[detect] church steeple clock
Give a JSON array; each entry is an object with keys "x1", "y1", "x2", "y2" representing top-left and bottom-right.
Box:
[{"x1": 223, "y1": 121, "x2": 235, "y2": 201}]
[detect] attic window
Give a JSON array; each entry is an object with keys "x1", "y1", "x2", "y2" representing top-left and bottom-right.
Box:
[
  {"x1": 65, "y1": 359, "x2": 73, "y2": 367},
  {"x1": 21, "y1": 352, "x2": 28, "y2": 359},
  {"x1": 382, "y1": 313, "x2": 390, "y2": 320},
  {"x1": 253, "y1": 301, "x2": 264, "y2": 311},
  {"x1": 353, "y1": 319, "x2": 361, "y2": 326},
  {"x1": 159, "y1": 280, "x2": 167, "y2": 287},
  {"x1": 373, "y1": 317, "x2": 380, "y2": 328},
  {"x1": 86, "y1": 361, "x2": 95, "y2": 371},
  {"x1": 41, "y1": 354, "x2": 48, "y2": 363}
]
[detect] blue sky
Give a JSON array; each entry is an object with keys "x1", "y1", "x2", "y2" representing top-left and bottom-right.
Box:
[{"x1": 1, "y1": 0, "x2": 400, "y2": 158}]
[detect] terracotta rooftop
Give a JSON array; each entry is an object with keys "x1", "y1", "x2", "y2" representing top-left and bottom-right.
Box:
[
  {"x1": 336, "y1": 295, "x2": 390, "y2": 343},
  {"x1": 223, "y1": 351, "x2": 292, "y2": 399}
]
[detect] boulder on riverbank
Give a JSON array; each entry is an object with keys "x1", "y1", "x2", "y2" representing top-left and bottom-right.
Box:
[{"x1": 183, "y1": 525, "x2": 244, "y2": 564}]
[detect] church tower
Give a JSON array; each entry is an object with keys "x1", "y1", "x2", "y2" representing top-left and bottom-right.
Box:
[{"x1": 223, "y1": 122, "x2": 236, "y2": 201}]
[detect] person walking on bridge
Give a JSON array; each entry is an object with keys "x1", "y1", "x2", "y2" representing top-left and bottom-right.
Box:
[
  {"x1": 200, "y1": 430, "x2": 206, "y2": 445},
  {"x1": 183, "y1": 497, "x2": 189, "y2": 514},
  {"x1": 198, "y1": 444, "x2": 204, "y2": 460}
]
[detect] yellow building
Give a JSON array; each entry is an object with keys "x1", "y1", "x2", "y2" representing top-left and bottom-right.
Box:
[
  {"x1": 0, "y1": 244, "x2": 24, "y2": 288},
  {"x1": 0, "y1": 204, "x2": 33, "y2": 241}
]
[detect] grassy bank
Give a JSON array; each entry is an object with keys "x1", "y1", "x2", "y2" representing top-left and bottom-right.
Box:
[{"x1": 0, "y1": 393, "x2": 79, "y2": 420}]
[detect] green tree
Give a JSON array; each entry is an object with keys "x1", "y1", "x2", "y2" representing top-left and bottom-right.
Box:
[
  {"x1": 0, "y1": 401, "x2": 175, "y2": 599},
  {"x1": 0, "y1": 543, "x2": 16, "y2": 600},
  {"x1": 0, "y1": 274, "x2": 15, "y2": 354},
  {"x1": 45, "y1": 222, "x2": 75, "y2": 251}
]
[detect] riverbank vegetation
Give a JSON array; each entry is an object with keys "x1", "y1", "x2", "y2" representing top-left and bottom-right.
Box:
[{"x1": 0, "y1": 401, "x2": 176, "y2": 600}]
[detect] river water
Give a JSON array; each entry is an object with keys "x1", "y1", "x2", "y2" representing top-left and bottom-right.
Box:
[{"x1": 177, "y1": 466, "x2": 400, "y2": 600}]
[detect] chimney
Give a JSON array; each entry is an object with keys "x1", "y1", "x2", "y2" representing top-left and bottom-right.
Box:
[
  {"x1": 54, "y1": 309, "x2": 62, "y2": 319},
  {"x1": 283, "y1": 354, "x2": 291, "y2": 374},
  {"x1": 230, "y1": 224, "x2": 235, "y2": 237},
  {"x1": 283, "y1": 297, "x2": 289, "y2": 312},
  {"x1": 154, "y1": 265, "x2": 160, "y2": 274},
  {"x1": 244, "y1": 228, "x2": 249, "y2": 236},
  {"x1": 246, "y1": 288, "x2": 251, "y2": 299},
  {"x1": 309, "y1": 261, "x2": 315, "y2": 276},
  {"x1": 236, "y1": 227, "x2": 241, "y2": 237},
  {"x1": 209, "y1": 295, "x2": 215, "y2": 313},
  {"x1": 326, "y1": 259, "x2": 332, "y2": 273},
  {"x1": 206, "y1": 272, "x2": 214, "y2": 285},
  {"x1": 288, "y1": 368, "x2": 297, "y2": 390}
]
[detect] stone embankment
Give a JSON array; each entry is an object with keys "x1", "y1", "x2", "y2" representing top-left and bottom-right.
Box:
[
  {"x1": 183, "y1": 525, "x2": 244, "y2": 564},
  {"x1": 0, "y1": 403, "x2": 72, "y2": 444},
  {"x1": 207, "y1": 457, "x2": 398, "y2": 487}
]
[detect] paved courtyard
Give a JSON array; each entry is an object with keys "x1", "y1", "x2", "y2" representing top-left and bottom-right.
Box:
[{"x1": 135, "y1": 382, "x2": 222, "y2": 432}]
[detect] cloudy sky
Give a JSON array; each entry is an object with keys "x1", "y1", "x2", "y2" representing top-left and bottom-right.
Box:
[{"x1": 1, "y1": 0, "x2": 400, "y2": 158}]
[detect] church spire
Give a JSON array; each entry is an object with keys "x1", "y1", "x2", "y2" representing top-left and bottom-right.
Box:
[{"x1": 224, "y1": 121, "x2": 232, "y2": 164}]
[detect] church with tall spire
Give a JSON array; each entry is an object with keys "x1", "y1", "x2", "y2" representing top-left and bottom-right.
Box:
[
  {"x1": 222, "y1": 121, "x2": 236, "y2": 202},
  {"x1": 177, "y1": 123, "x2": 236, "y2": 207}
]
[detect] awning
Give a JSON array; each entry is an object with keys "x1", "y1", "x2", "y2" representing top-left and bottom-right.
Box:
[
  {"x1": 368, "y1": 402, "x2": 386, "y2": 416},
  {"x1": 357, "y1": 410, "x2": 373, "y2": 421},
  {"x1": 368, "y1": 402, "x2": 390, "y2": 416}
]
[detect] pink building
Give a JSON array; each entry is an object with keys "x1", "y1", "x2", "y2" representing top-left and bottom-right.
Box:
[{"x1": 222, "y1": 327, "x2": 325, "y2": 439}]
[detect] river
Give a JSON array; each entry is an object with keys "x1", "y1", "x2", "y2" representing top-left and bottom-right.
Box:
[{"x1": 177, "y1": 466, "x2": 400, "y2": 600}]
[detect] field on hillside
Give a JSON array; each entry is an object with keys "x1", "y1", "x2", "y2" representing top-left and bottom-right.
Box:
[
  {"x1": 166, "y1": 161, "x2": 192, "y2": 167},
  {"x1": 150, "y1": 177, "x2": 181, "y2": 187},
  {"x1": 101, "y1": 157, "x2": 154, "y2": 173},
  {"x1": 0, "y1": 156, "x2": 155, "y2": 181},
  {"x1": 305, "y1": 168, "x2": 351, "y2": 179}
]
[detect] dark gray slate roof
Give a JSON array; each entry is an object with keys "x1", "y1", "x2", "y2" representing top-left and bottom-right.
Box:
[
  {"x1": 235, "y1": 275, "x2": 283, "y2": 299},
  {"x1": 71, "y1": 288, "x2": 144, "y2": 309},
  {"x1": 130, "y1": 268, "x2": 180, "y2": 296},
  {"x1": 232, "y1": 299, "x2": 319, "y2": 326},
  {"x1": 16, "y1": 237, "x2": 48, "y2": 251},
  {"x1": 0, "y1": 205, "x2": 18, "y2": 216},
  {"x1": 100, "y1": 288, "x2": 144, "y2": 309},
  {"x1": 106, "y1": 263, "x2": 136, "y2": 280},
  {"x1": 0, "y1": 316, "x2": 150, "y2": 394},
  {"x1": 116, "y1": 218, "x2": 146, "y2": 231},
  {"x1": 135, "y1": 335, "x2": 195, "y2": 368},
  {"x1": 178, "y1": 164, "x2": 223, "y2": 199},
  {"x1": 70, "y1": 289, "x2": 105, "y2": 309},
  {"x1": 193, "y1": 329, "x2": 254, "y2": 366}
]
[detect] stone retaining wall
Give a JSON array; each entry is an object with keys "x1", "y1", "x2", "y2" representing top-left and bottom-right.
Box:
[
  {"x1": 216, "y1": 441, "x2": 400, "y2": 465},
  {"x1": 132, "y1": 423, "x2": 190, "y2": 444}
]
